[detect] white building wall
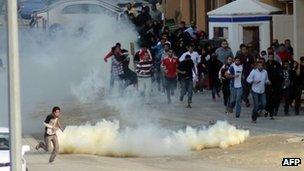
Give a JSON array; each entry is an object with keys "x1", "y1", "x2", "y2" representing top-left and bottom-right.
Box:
[
  {"x1": 272, "y1": 15, "x2": 294, "y2": 46},
  {"x1": 208, "y1": 23, "x2": 215, "y2": 39},
  {"x1": 294, "y1": 0, "x2": 304, "y2": 59},
  {"x1": 209, "y1": 20, "x2": 271, "y2": 54},
  {"x1": 260, "y1": 22, "x2": 271, "y2": 52},
  {"x1": 229, "y1": 23, "x2": 240, "y2": 54}
]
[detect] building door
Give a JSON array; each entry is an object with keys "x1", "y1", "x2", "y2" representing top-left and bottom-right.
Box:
[
  {"x1": 243, "y1": 26, "x2": 260, "y2": 52},
  {"x1": 189, "y1": 0, "x2": 196, "y2": 23}
]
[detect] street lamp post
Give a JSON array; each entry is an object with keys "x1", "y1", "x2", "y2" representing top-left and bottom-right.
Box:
[{"x1": 6, "y1": 0, "x2": 22, "y2": 171}]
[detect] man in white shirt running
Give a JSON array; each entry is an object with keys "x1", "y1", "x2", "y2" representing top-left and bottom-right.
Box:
[
  {"x1": 247, "y1": 61, "x2": 271, "y2": 123},
  {"x1": 226, "y1": 56, "x2": 243, "y2": 118}
]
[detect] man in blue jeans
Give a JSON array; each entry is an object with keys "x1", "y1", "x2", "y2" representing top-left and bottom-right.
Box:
[
  {"x1": 247, "y1": 61, "x2": 271, "y2": 123},
  {"x1": 226, "y1": 56, "x2": 243, "y2": 118},
  {"x1": 178, "y1": 54, "x2": 196, "y2": 108}
]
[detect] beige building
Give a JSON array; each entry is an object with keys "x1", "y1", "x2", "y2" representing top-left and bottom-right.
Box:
[
  {"x1": 164, "y1": 0, "x2": 293, "y2": 31},
  {"x1": 163, "y1": 0, "x2": 303, "y2": 59},
  {"x1": 164, "y1": 0, "x2": 231, "y2": 30}
]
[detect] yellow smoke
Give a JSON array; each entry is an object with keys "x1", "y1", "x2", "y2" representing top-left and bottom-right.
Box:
[{"x1": 57, "y1": 120, "x2": 249, "y2": 157}]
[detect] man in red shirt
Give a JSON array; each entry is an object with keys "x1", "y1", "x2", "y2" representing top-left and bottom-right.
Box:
[
  {"x1": 277, "y1": 44, "x2": 293, "y2": 62},
  {"x1": 162, "y1": 49, "x2": 179, "y2": 104},
  {"x1": 104, "y1": 43, "x2": 122, "y2": 63}
]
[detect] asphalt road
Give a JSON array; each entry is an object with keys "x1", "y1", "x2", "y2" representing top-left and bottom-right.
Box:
[{"x1": 23, "y1": 91, "x2": 304, "y2": 171}]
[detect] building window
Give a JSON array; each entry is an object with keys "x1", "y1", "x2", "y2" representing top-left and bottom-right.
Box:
[{"x1": 213, "y1": 27, "x2": 229, "y2": 39}]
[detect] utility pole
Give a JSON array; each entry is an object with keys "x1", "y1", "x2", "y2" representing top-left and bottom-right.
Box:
[
  {"x1": 47, "y1": 0, "x2": 49, "y2": 29},
  {"x1": 6, "y1": 0, "x2": 22, "y2": 170}
]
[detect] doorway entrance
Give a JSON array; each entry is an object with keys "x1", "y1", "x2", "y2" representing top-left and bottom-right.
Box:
[{"x1": 243, "y1": 26, "x2": 260, "y2": 52}]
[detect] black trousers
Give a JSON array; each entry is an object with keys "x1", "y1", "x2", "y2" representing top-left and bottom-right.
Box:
[
  {"x1": 222, "y1": 81, "x2": 230, "y2": 107},
  {"x1": 266, "y1": 86, "x2": 282, "y2": 117},
  {"x1": 165, "y1": 77, "x2": 177, "y2": 103},
  {"x1": 242, "y1": 81, "x2": 251, "y2": 104},
  {"x1": 294, "y1": 85, "x2": 303, "y2": 115},
  {"x1": 210, "y1": 77, "x2": 221, "y2": 99},
  {"x1": 120, "y1": 68, "x2": 138, "y2": 88},
  {"x1": 281, "y1": 87, "x2": 292, "y2": 114}
]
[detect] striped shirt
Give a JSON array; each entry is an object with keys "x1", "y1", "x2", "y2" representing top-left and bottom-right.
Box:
[
  {"x1": 136, "y1": 59, "x2": 154, "y2": 78},
  {"x1": 112, "y1": 57, "x2": 124, "y2": 78}
]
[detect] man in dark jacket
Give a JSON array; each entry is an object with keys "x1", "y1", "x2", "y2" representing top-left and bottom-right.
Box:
[
  {"x1": 179, "y1": 54, "x2": 196, "y2": 108},
  {"x1": 136, "y1": 6, "x2": 152, "y2": 27},
  {"x1": 207, "y1": 53, "x2": 223, "y2": 100},
  {"x1": 265, "y1": 53, "x2": 283, "y2": 118},
  {"x1": 294, "y1": 57, "x2": 304, "y2": 115},
  {"x1": 281, "y1": 61, "x2": 297, "y2": 115},
  {"x1": 219, "y1": 56, "x2": 233, "y2": 113},
  {"x1": 236, "y1": 44, "x2": 255, "y2": 107}
]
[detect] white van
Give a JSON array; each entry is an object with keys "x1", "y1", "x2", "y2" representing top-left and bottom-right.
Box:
[{"x1": 34, "y1": 0, "x2": 125, "y2": 33}]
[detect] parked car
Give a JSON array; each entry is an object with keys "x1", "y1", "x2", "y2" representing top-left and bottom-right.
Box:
[
  {"x1": 34, "y1": 0, "x2": 125, "y2": 33},
  {"x1": 0, "y1": 127, "x2": 30, "y2": 171}
]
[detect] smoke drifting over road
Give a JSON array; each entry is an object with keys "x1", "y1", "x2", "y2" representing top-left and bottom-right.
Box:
[
  {"x1": 57, "y1": 120, "x2": 249, "y2": 157},
  {"x1": 0, "y1": 14, "x2": 137, "y2": 131},
  {"x1": 0, "y1": 11, "x2": 250, "y2": 157}
]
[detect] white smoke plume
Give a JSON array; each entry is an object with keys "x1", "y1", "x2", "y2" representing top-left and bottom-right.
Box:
[
  {"x1": 0, "y1": 6, "x2": 251, "y2": 158},
  {"x1": 0, "y1": 13, "x2": 138, "y2": 132},
  {"x1": 57, "y1": 120, "x2": 250, "y2": 157}
]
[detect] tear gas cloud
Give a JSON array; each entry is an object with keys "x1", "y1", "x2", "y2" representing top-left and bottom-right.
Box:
[
  {"x1": 57, "y1": 120, "x2": 249, "y2": 157},
  {"x1": 0, "y1": 11, "x2": 250, "y2": 156},
  {"x1": 0, "y1": 13, "x2": 137, "y2": 132}
]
